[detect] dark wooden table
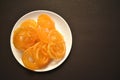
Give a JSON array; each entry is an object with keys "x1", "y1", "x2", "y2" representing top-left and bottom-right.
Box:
[{"x1": 0, "y1": 0, "x2": 119, "y2": 80}]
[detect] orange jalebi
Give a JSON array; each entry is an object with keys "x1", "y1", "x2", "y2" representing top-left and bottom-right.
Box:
[
  {"x1": 48, "y1": 41, "x2": 66, "y2": 60},
  {"x1": 37, "y1": 14, "x2": 55, "y2": 30},
  {"x1": 13, "y1": 19, "x2": 38, "y2": 51},
  {"x1": 13, "y1": 14, "x2": 66, "y2": 70},
  {"x1": 22, "y1": 46, "x2": 40, "y2": 70},
  {"x1": 22, "y1": 42, "x2": 51, "y2": 70}
]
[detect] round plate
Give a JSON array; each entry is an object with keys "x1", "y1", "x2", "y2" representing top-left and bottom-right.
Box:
[{"x1": 10, "y1": 10, "x2": 72, "y2": 72}]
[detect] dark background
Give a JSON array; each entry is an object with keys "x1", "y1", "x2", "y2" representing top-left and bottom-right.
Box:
[{"x1": 0, "y1": 0, "x2": 120, "y2": 80}]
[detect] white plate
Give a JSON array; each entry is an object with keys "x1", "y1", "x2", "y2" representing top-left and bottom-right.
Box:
[{"x1": 10, "y1": 10, "x2": 72, "y2": 72}]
